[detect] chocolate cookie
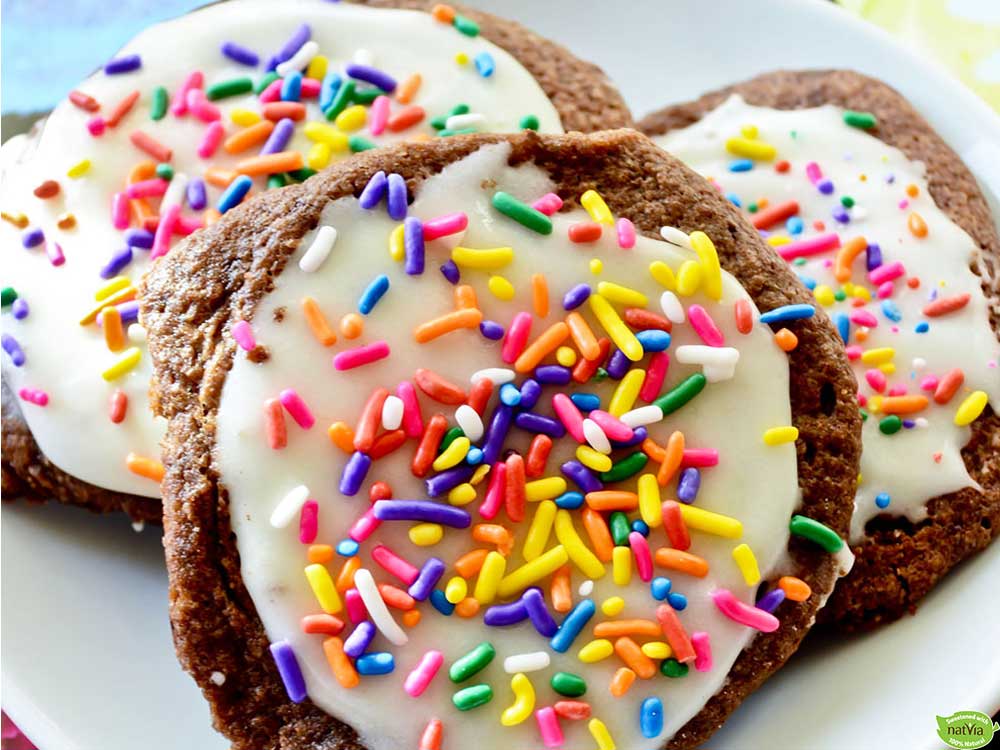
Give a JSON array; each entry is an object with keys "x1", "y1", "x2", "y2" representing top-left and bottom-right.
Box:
[
  {"x1": 143, "y1": 129, "x2": 860, "y2": 749},
  {"x1": 0, "y1": 0, "x2": 632, "y2": 523},
  {"x1": 641, "y1": 69, "x2": 1000, "y2": 631}
]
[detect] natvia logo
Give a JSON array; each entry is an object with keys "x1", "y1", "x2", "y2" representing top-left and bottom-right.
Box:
[{"x1": 936, "y1": 711, "x2": 999, "y2": 749}]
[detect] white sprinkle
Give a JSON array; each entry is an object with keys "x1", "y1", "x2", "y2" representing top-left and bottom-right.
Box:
[
  {"x1": 209, "y1": 671, "x2": 226, "y2": 686},
  {"x1": 127, "y1": 324, "x2": 147, "y2": 344},
  {"x1": 582, "y1": 418, "x2": 611, "y2": 454},
  {"x1": 915, "y1": 417, "x2": 929, "y2": 429},
  {"x1": 834, "y1": 544, "x2": 856, "y2": 578},
  {"x1": 299, "y1": 225, "x2": 337, "y2": 273},
  {"x1": 578, "y1": 579, "x2": 595, "y2": 597},
  {"x1": 131, "y1": 520, "x2": 145, "y2": 533},
  {"x1": 660, "y1": 225, "x2": 692, "y2": 248},
  {"x1": 161, "y1": 172, "x2": 188, "y2": 211},
  {"x1": 702, "y1": 363, "x2": 737, "y2": 383},
  {"x1": 270, "y1": 485, "x2": 310, "y2": 528},
  {"x1": 851, "y1": 206, "x2": 869, "y2": 222},
  {"x1": 471, "y1": 367, "x2": 515, "y2": 385},
  {"x1": 455, "y1": 404, "x2": 484, "y2": 442},
  {"x1": 276, "y1": 40, "x2": 319, "y2": 77},
  {"x1": 503, "y1": 651, "x2": 551, "y2": 674},
  {"x1": 354, "y1": 568, "x2": 408, "y2": 646},
  {"x1": 675, "y1": 345, "x2": 740, "y2": 367},
  {"x1": 352, "y1": 48, "x2": 374, "y2": 66},
  {"x1": 620, "y1": 405, "x2": 664, "y2": 428},
  {"x1": 445, "y1": 113, "x2": 487, "y2": 131},
  {"x1": 381, "y1": 395, "x2": 404, "y2": 431},
  {"x1": 660, "y1": 291, "x2": 685, "y2": 323},
  {"x1": 912, "y1": 357, "x2": 927, "y2": 371}
]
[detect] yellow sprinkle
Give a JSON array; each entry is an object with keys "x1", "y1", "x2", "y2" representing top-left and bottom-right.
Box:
[
  {"x1": 955, "y1": 391, "x2": 988, "y2": 426},
  {"x1": 473, "y1": 550, "x2": 507, "y2": 604},
  {"x1": 813, "y1": 285, "x2": 836, "y2": 306},
  {"x1": 725, "y1": 136, "x2": 777, "y2": 161},
  {"x1": 488, "y1": 275, "x2": 515, "y2": 301},
  {"x1": 80, "y1": 286, "x2": 135, "y2": 325},
  {"x1": 230, "y1": 108, "x2": 261, "y2": 126},
  {"x1": 860, "y1": 347, "x2": 895, "y2": 365},
  {"x1": 608, "y1": 368, "x2": 645, "y2": 417},
  {"x1": 523, "y1": 500, "x2": 557, "y2": 561},
  {"x1": 675, "y1": 259, "x2": 703, "y2": 296},
  {"x1": 597, "y1": 281, "x2": 648, "y2": 308},
  {"x1": 447, "y1": 482, "x2": 477, "y2": 506},
  {"x1": 67, "y1": 159, "x2": 91, "y2": 178},
  {"x1": 612, "y1": 546, "x2": 632, "y2": 586},
  {"x1": 445, "y1": 575, "x2": 468, "y2": 604},
  {"x1": 576, "y1": 445, "x2": 612, "y2": 473},
  {"x1": 637, "y1": 473, "x2": 662, "y2": 528},
  {"x1": 763, "y1": 426, "x2": 799, "y2": 446},
  {"x1": 648, "y1": 261, "x2": 676, "y2": 290},
  {"x1": 304, "y1": 563, "x2": 342, "y2": 614},
  {"x1": 580, "y1": 189, "x2": 614, "y2": 225},
  {"x1": 306, "y1": 54, "x2": 328, "y2": 80},
  {"x1": 95, "y1": 276, "x2": 131, "y2": 301},
  {"x1": 578, "y1": 639, "x2": 615, "y2": 663},
  {"x1": 500, "y1": 673, "x2": 535, "y2": 726},
  {"x1": 525, "y1": 477, "x2": 567, "y2": 502},
  {"x1": 589, "y1": 718, "x2": 616, "y2": 750},
  {"x1": 867, "y1": 395, "x2": 883, "y2": 414},
  {"x1": 101, "y1": 346, "x2": 141, "y2": 381},
  {"x1": 640, "y1": 641, "x2": 672, "y2": 660},
  {"x1": 433, "y1": 436, "x2": 470, "y2": 471},
  {"x1": 335, "y1": 104, "x2": 367, "y2": 132},
  {"x1": 589, "y1": 293, "x2": 643, "y2": 362},
  {"x1": 556, "y1": 346, "x2": 577, "y2": 367},
  {"x1": 409, "y1": 523, "x2": 443, "y2": 546},
  {"x1": 589, "y1": 258, "x2": 603, "y2": 275},
  {"x1": 452, "y1": 246, "x2": 514, "y2": 270},
  {"x1": 389, "y1": 224, "x2": 405, "y2": 261},
  {"x1": 303, "y1": 121, "x2": 350, "y2": 151},
  {"x1": 741, "y1": 124, "x2": 759, "y2": 139},
  {"x1": 689, "y1": 230, "x2": 722, "y2": 301},
  {"x1": 600, "y1": 597, "x2": 625, "y2": 617},
  {"x1": 767, "y1": 235, "x2": 791, "y2": 247},
  {"x1": 470, "y1": 464, "x2": 491, "y2": 485},
  {"x1": 555, "y1": 509, "x2": 606, "y2": 580},
  {"x1": 455, "y1": 51, "x2": 469, "y2": 65},
  {"x1": 498, "y1": 545, "x2": 568, "y2": 599},
  {"x1": 307, "y1": 142, "x2": 331, "y2": 171},
  {"x1": 854, "y1": 286, "x2": 872, "y2": 301},
  {"x1": 732, "y1": 543, "x2": 761, "y2": 586},
  {"x1": 1, "y1": 211, "x2": 29, "y2": 229},
  {"x1": 679, "y1": 504, "x2": 743, "y2": 539},
  {"x1": 878, "y1": 363, "x2": 896, "y2": 375}
]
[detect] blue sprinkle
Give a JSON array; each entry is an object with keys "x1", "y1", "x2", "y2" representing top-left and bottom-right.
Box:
[
  {"x1": 440, "y1": 259, "x2": 460, "y2": 284},
  {"x1": 281, "y1": 71, "x2": 302, "y2": 102},
  {"x1": 358, "y1": 274, "x2": 390, "y2": 315},
  {"x1": 650, "y1": 577, "x2": 671, "y2": 601},
  {"x1": 479, "y1": 320, "x2": 504, "y2": 340},
  {"x1": 550, "y1": 598, "x2": 595, "y2": 653},
  {"x1": 217, "y1": 174, "x2": 253, "y2": 213},
  {"x1": 631, "y1": 519, "x2": 649, "y2": 536},
  {"x1": 640, "y1": 697, "x2": 664, "y2": 739},
  {"x1": 915, "y1": 321, "x2": 929, "y2": 333},
  {"x1": 666, "y1": 592, "x2": 687, "y2": 611},
  {"x1": 356, "y1": 652, "x2": 395, "y2": 676},
  {"x1": 336, "y1": 539, "x2": 359, "y2": 557},
  {"x1": 466, "y1": 447, "x2": 484, "y2": 465},
  {"x1": 430, "y1": 589, "x2": 455, "y2": 615},
  {"x1": 636, "y1": 329, "x2": 671, "y2": 352},
  {"x1": 729, "y1": 159, "x2": 753, "y2": 173},
  {"x1": 473, "y1": 51, "x2": 495, "y2": 78},
  {"x1": 570, "y1": 393, "x2": 601, "y2": 412},
  {"x1": 875, "y1": 492, "x2": 891, "y2": 509},
  {"x1": 881, "y1": 299, "x2": 902, "y2": 322},
  {"x1": 319, "y1": 73, "x2": 342, "y2": 111},
  {"x1": 726, "y1": 193, "x2": 742, "y2": 208},
  {"x1": 499, "y1": 382, "x2": 522, "y2": 406},
  {"x1": 835, "y1": 312, "x2": 850, "y2": 344},
  {"x1": 759, "y1": 303, "x2": 815, "y2": 325},
  {"x1": 786, "y1": 216, "x2": 804, "y2": 235},
  {"x1": 797, "y1": 274, "x2": 817, "y2": 290},
  {"x1": 555, "y1": 491, "x2": 584, "y2": 510}
]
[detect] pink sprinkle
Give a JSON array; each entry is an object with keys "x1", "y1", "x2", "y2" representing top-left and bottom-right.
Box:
[
  {"x1": 258, "y1": 78, "x2": 283, "y2": 104},
  {"x1": 691, "y1": 632, "x2": 713, "y2": 672},
  {"x1": 279, "y1": 387, "x2": 316, "y2": 429},
  {"x1": 845, "y1": 345, "x2": 863, "y2": 361},
  {"x1": 403, "y1": 650, "x2": 443, "y2": 697},
  {"x1": 479, "y1": 461, "x2": 506, "y2": 519},
  {"x1": 174, "y1": 214, "x2": 204, "y2": 236},
  {"x1": 86, "y1": 116, "x2": 106, "y2": 137},
  {"x1": 536, "y1": 707, "x2": 564, "y2": 748},
  {"x1": 869, "y1": 260, "x2": 904, "y2": 285},
  {"x1": 231, "y1": 320, "x2": 256, "y2": 351},
  {"x1": 186, "y1": 89, "x2": 221, "y2": 122},
  {"x1": 589, "y1": 410, "x2": 633, "y2": 442},
  {"x1": 299, "y1": 500, "x2": 318, "y2": 544},
  {"x1": 349, "y1": 508, "x2": 382, "y2": 543},
  {"x1": 876, "y1": 281, "x2": 895, "y2": 299},
  {"x1": 681, "y1": 449, "x2": 718, "y2": 468},
  {"x1": 552, "y1": 393, "x2": 586, "y2": 443},
  {"x1": 396, "y1": 381, "x2": 424, "y2": 438},
  {"x1": 333, "y1": 340, "x2": 390, "y2": 371},
  {"x1": 345, "y1": 589, "x2": 368, "y2": 623},
  {"x1": 18, "y1": 387, "x2": 49, "y2": 406},
  {"x1": 629, "y1": 531, "x2": 653, "y2": 582},
  {"x1": 615, "y1": 217, "x2": 636, "y2": 249},
  {"x1": 422, "y1": 212, "x2": 469, "y2": 241},
  {"x1": 776, "y1": 232, "x2": 840, "y2": 260},
  {"x1": 501, "y1": 312, "x2": 533, "y2": 364},
  {"x1": 865, "y1": 369, "x2": 886, "y2": 393},
  {"x1": 300, "y1": 78, "x2": 321, "y2": 98},
  {"x1": 857, "y1": 393, "x2": 868, "y2": 407},
  {"x1": 150, "y1": 203, "x2": 181, "y2": 259},
  {"x1": 170, "y1": 70, "x2": 204, "y2": 116},
  {"x1": 805, "y1": 161, "x2": 823, "y2": 185},
  {"x1": 898, "y1": 199, "x2": 909, "y2": 210},
  {"x1": 369, "y1": 95, "x2": 391, "y2": 136},
  {"x1": 111, "y1": 192, "x2": 130, "y2": 229},
  {"x1": 712, "y1": 589, "x2": 779, "y2": 632},
  {"x1": 639, "y1": 352, "x2": 669, "y2": 403},
  {"x1": 887, "y1": 384, "x2": 908, "y2": 396},
  {"x1": 198, "y1": 121, "x2": 225, "y2": 159},
  {"x1": 850, "y1": 310, "x2": 878, "y2": 328},
  {"x1": 371, "y1": 544, "x2": 420, "y2": 585},
  {"x1": 47, "y1": 241, "x2": 65, "y2": 267},
  {"x1": 919, "y1": 375, "x2": 938, "y2": 391},
  {"x1": 126, "y1": 178, "x2": 169, "y2": 199},
  {"x1": 687, "y1": 304, "x2": 725, "y2": 346},
  {"x1": 531, "y1": 192, "x2": 563, "y2": 216}
]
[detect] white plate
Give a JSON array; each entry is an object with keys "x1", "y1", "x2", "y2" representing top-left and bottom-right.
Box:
[{"x1": 3, "y1": 1, "x2": 999, "y2": 748}]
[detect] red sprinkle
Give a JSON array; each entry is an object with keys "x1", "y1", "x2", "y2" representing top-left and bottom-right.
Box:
[
  {"x1": 130, "y1": 130, "x2": 173, "y2": 162},
  {"x1": 923, "y1": 293, "x2": 970, "y2": 317},
  {"x1": 33, "y1": 180, "x2": 60, "y2": 199},
  {"x1": 734, "y1": 299, "x2": 754, "y2": 334},
  {"x1": 623, "y1": 307, "x2": 671, "y2": 332},
  {"x1": 105, "y1": 90, "x2": 140, "y2": 127},
  {"x1": 353, "y1": 387, "x2": 390, "y2": 452},
  {"x1": 568, "y1": 221, "x2": 602, "y2": 243},
  {"x1": 750, "y1": 199, "x2": 799, "y2": 230},
  {"x1": 414, "y1": 368, "x2": 466, "y2": 404},
  {"x1": 386, "y1": 105, "x2": 426, "y2": 132},
  {"x1": 69, "y1": 90, "x2": 100, "y2": 112},
  {"x1": 525, "y1": 434, "x2": 553, "y2": 478},
  {"x1": 369, "y1": 428, "x2": 407, "y2": 459},
  {"x1": 933, "y1": 368, "x2": 965, "y2": 405},
  {"x1": 264, "y1": 398, "x2": 287, "y2": 450},
  {"x1": 572, "y1": 337, "x2": 611, "y2": 384},
  {"x1": 504, "y1": 453, "x2": 527, "y2": 523},
  {"x1": 467, "y1": 377, "x2": 494, "y2": 415},
  {"x1": 109, "y1": 390, "x2": 128, "y2": 424}
]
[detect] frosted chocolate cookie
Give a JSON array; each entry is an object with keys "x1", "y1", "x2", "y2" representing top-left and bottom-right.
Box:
[
  {"x1": 143, "y1": 130, "x2": 859, "y2": 749},
  {"x1": 642, "y1": 69, "x2": 1000, "y2": 630},
  {"x1": 0, "y1": 0, "x2": 630, "y2": 522}
]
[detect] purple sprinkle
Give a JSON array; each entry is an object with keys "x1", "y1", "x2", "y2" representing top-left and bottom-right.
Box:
[
  {"x1": 440, "y1": 259, "x2": 460, "y2": 284},
  {"x1": 100, "y1": 247, "x2": 133, "y2": 279},
  {"x1": 104, "y1": 54, "x2": 141, "y2": 75},
  {"x1": 116, "y1": 301, "x2": 140, "y2": 326},
  {"x1": 518, "y1": 379, "x2": 541, "y2": 410},
  {"x1": 260, "y1": 117, "x2": 295, "y2": 155},
  {"x1": 221, "y1": 41, "x2": 260, "y2": 67},
  {"x1": 480, "y1": 320, "x2": 505, "y2": 340},
  {"x1": 11, "y1": 298, "x2": 29, "y2": 320},
  {"x1": 387, "y1": 173, "x2": 408, "y2": 221},
  {"x1": 186, "y1": 178, "x2": 207, "y2": 211},
  {"x1": 372, "y1": 500, "x2": 470, "y2": 528},
  {"x1": 534, "y1": 365, "x2": 571, "y2": 385},
  {"x1": 885, "y1": 173, "x2": 895, "y2": 184},
  {"x1": 481, "y1": 404, "x2": 513, "y2": 465},
  {"x1": 343, "y1": 620, "x2": 377, "y2": 658},
  {"x1": 902, "y1": 419, "x2": 917, "y2": 429},
  {"x1": 514, "y1": 411, "x2": 566, "y2": 438},
  {"x1": 22, "y1": 227, "x2": 44, "y2": 249},
  {"x1": 269, "y1": 641, "x2": 307, "y2": 703},
  {"x1": 408, "y1": 557, "x2": 446, "y2": 601},
  {"x1": 561, "y1": 460, "x2": 603, "y2": 493},
  {"x1": 523, "y1": 588, "x2": 558, "y2": 636},
  {"x1": 484, "y1": 599, "x2": 529, "y2": 627},
  {"x1": 831, "y1": 205, "x2": 850, "y2": 224},
  {"x1": 264, "y1": 54, "x2": 281, "y2": 73},
  {"x1": 2, "y1": 334, "x2": 26, "y2": 367},
  {"x1": 865, "y1": 243, "x2": 883, "y2": 272},
  {"x1": 403, "y1": 216, "x2": 425, "y2": 275},
  {"x1": 562, "y1": 283, "x2": 591, "y2": 310},
  {"x1": 817, "y1": 178, "x2": 835, "y2": 195},
  {"x1": 276, "y1": 24, "x2": 311, "y2": 64},
  {"x1": 425, "y1": 464, "x2": 475, "y2": 498},
  {"x1": 359, "y1": 171, "x2": 388, "y2": 209},
  {"x1": 605, "y1": 348, "x2": 630, "y2": 380},
  {"x1": 344, "y1": 63, "x2": 397, "y2": 93},
  {"x1": 610, "y1": 425, "x2": 646, "y2": 449},
  {"x1": 124, "y1": 228, "x2": 154, "y2": 249},
  {"x1": 756, "y1": 588, "x2": 785, "y2": 614},
  {"x1": 339, "y1": 451, "x2": 371, "y2": 496},
  {"x1": 677, "y1": 467, "x2": 700, "y2": 503}
]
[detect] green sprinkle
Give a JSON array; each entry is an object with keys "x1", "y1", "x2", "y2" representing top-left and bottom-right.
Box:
[
  {"x1": 519, "y1": 114, "x2": 539, "y2": 131},
  {"x1": 599, "y1": 451, "x2": 648, "y2": 483},
  {"x1": 438, "y1": 127, "x2": 477, "y2": 138},
  {"x1": 449, "y1": 642, "x2": 495, "y2": 682},
  {"x1": 792, "y1": 257, "x2": 807, "y2": 266},
  {"x1": 747, "y1": 203, "x2": 759, "y2": 213},
  {"x1": 594, "y1": 368, "x2": 609, "y2": 381},
  {"x1": 878, "y1": 415, "x2": 902, "y2": 435},
  {"x1": 652, "y1": 373, "x2": 706, "y2": 415},
  {"x1": 432, "y1": 103, "x2": 470, "y2": 130},
  {"x1": 349, "y1": 135, "x2": 376, "y2": 153},
  {"x1": 206, "y1": 77, "x2": 253, "y2": 101},
  {"x1": 453, "y1": 684, "x2": 493, "y2": 711},
  {"x1": 660, "y1": 658, "x2": 689, "y2": 678},
  {"x1": 840, "y1": 195, "x2": 855, "y2": 208},
  {"x1": 286, "y1": 168, "x2": 317, "y2": 182},
  {"x1": 453, "y1": 14, "x2": 480, "y2": 36},
  {"x1": 267, "y1": 174, "x2": 288, "y2": 190},
  {"x1": 1, "y1": 287, "x2": 18, "y2": 307},
  {"x1": 439, "y1": 426, "x2": 464, "y2": 453},
  {"x1": 150, "y1": 86, "x2": 168, "y2": 121},
  {"x1": 254, "y1": 72, "x2": 279, "y2": 95},
  {"x1": 860, "y1": 409, "x2": 869, "y2": 422},
  {"x1": 843, "y1": 110, "x2": 877, "y2": 130},
  {"x1": 492, "y1": 191, "x2": 552, "y2": 235},
  {"x1": 550, "y1": 671, "x2": 587, "y2": 697},
  {"x1": 324, "y1": 80, "x2": 355, "y2": 121},
  {"x1": 789, "y1": 514, "x2": 844, "y2": 552},
  {"x1": 833, "y1": 290, "x2": 847, "y2": 302},
  {"x1": 609, "y1": 512, "x2": 631, "y2": 546},
  {"x1": 351, "y1": 87, "x2": 386, "y2": 106},
  {"x1": 155, "y1": 163, "x2": 174, "y2": 181}
]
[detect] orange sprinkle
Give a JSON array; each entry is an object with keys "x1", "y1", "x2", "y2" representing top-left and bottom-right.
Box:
[
  {"x1": 340, "y1": 312, "x2": 364, "y2": 339},
  {"x1": 224, "y1": 120, "x2": 275, "y2": 154},
  {"x1": 778, "y1": 576, "x2": 812, "y2": 602},
  {"x1": 302, "y1": 297, "x2": 337, "y2": 346},
  {"x1": 855, "y1": 329, "x2": 869, "y2": 342},
  {"x1": 204, "y1": 167, "x2": 239, "y2": 188},
  {"x1": 56, "y1": 212, "x2": 76, "y2": 230},
  {"x1": 581, "y1": 507, "x2": 614, "y2": 562},
  {"x1": 419, "y1": 718, "x2": 443, "y2": 750},
  {"x1": 905, "y1": 183, "x2": 919, "y2": 198},
  {"x1": 402, "y1": 609, "x2": 422, "y2": 628},
  {"x1": 774, "y1": 328, "x2": 798, "y2": 352},
  {"x1": 514, "y1": 321, "x2": 570, "y2": 372},
  {"x1": 655, "y1": 604, "x2": 696, "y2": 663},
  {"x1": 431, "y1": 3, "x2": 456, "y2": 22},
  {"x1": 833, "y1": 236, "x2": 867, "y2": 283},
  {"x1": 656, "y1": 431, "x2": 685, "y2": 486},
  {"x1": 301, "y1": 613, "x2": 345, "y2": 635},
  {"x1": 202, "y1": 207, "x2": 221, "y2": 226},
  {"x1": 396, "y1": 73, "x2": 422, "y2": 104},
  {"x1": 654, "y1": 547, "x2": 709, "y2": 578},
  {"x1": 593, "y1": 620, "x2": 661, "y2": 638},
  {"x1": 105, "y1": 90, "x2": 140, "y2": 127},
  {"x1": 454, "y1": 284, "x2": 478, "y2": 310},
  {"x1": 129, "y1": 198, "x2": 153, "y2": 225},
  {"x1": 609, "y1": 667, "x2": 636, "y2": 697},
  {"x1": 454, "y1": 548, "x2": 489, "y2": 578},
  {"x1": 327, "y1": 421, "x2": 355, "y2": 453},
  {"x1": 100, "y1": 306, "x2": 125, "y2": 352},
  {"x1": 584, "y1": 491, "x2": 638, "y2": 512},
  {"x1": 455, "y1": 597, "x2": 481, "y2": 618},
  {"x1": 414, "y1": 308, "x2": 483, "y2": 343},
  {"x1": 335, "y1": 556, "x2": 361, "y2": 592},
  {"x1": 127, "y1": 160, "x2": 157, "y2": 184},
  {"x1": 262, "y1": 101, "x2": 307, "y2": 121},
  {"x1": 378, "y1": 583, "x2": 416, "y2": 610},
  {"x1": 531, "y1": 274, "x2": 550, "y2": 318},
  {"x1": 386, "y1": 105, "x2": 426, "y2": 133},
  {"x1": 641, "y1": 437, "x2": 665, "y2": 462},
  {"x1": 473, "y1": 524, "x2": 514, "y2": 555},
  {"x1": 323, "y1": 636, "x2": 360, "y2": 688},
  {"x1": 879, "y1": 394, "x2": 929, "y2": 415},
  {"x1": 923, "y1": 292, "x2": 970, "y2": 317},
  {"x1": 551, "y1": 564, "x2": 572, "y2": 613},
  {"x1": 129, "y1": 130, "x2": 172, "y2": 162},
  {"x1": 614, "y1": 636, "x2": 657, "y2": 679},
  {"x1": 908, "y1": 212, "x2": 928, "y2": 238},
  {"x1": 565, "y1": 312, "x2": 601, "y2": 361},
  {"x1": 308, "y1": 545, "x2": 335, "y2": 564},
  {"x1": 126, "y1": 453, "x2": 164, "y2": 482},
  {"x1": 236, "y1": 151, "x2": 304, "y2": 176}
]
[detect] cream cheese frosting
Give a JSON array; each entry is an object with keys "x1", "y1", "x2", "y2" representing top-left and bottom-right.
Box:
[
  {"x1": 0, "y1": 0, "x2": 562, "y2": 497},
  {"x1": 215, "y1": 144, "x2": 810, "y2": 748},
  {"x1": 657, "y1": 96, "x2": 1000, "y2": 542}
]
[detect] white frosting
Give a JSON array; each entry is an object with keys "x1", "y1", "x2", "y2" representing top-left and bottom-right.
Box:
[
  {"x1": 216, "y1": 145, "x2": 802, "y2": 748},
  {"x1": 0, "y1": 0, "x2": 562, "y2": 496},
  {"x1": 657, "y1": 96, "x2": 1000, "y2": 542}
]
